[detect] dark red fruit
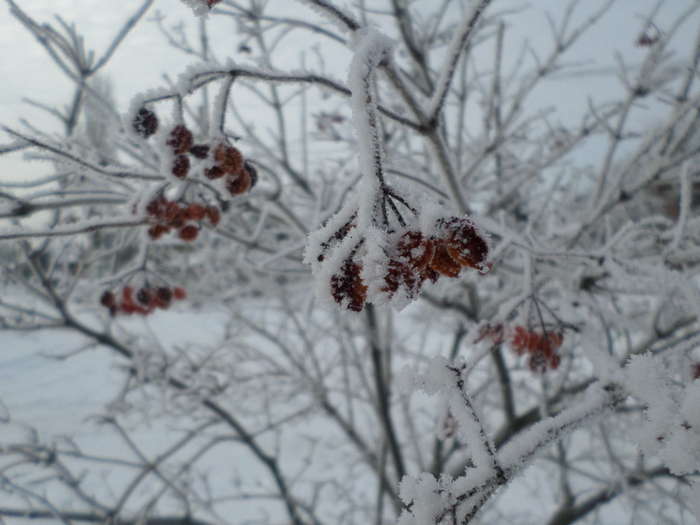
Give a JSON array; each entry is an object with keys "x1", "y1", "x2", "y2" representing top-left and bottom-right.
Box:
[
  {"x1": 173, "y1": 287, "x2": 187, "y2": 300},
  {"x1": 429, "y1": 243, "x2": 461, "y2": 277},
  {"x1": 205, "y1": 206, "x2": 221, "y2": 226},
  {"x1": 133, "y1": 108, "x2": 158, "y2": 138},
  {"x1": 136, "y1": 288, "x2": 151, "y2": 305},
  {"x1": 226, "y1": 170, "x2": 252, "y2": 196},
  {"x1": 437, "y1": 217, "x2": 489, "y2": 270},
  {"x1": 190, "y1": 144, "x2": 210, "y2": 159},
  {"x1": 204, "y1": 166, "x2": 225, "y2": 180},
  {"x1": 179, "y1": 225, "x2": 199, "y2": 241},
  {"x1": 172, "y1": 155, "x2": 191, "y2": 179},
  {"x1": 185, "y1": 203, "x2": 206, "y2": 221},
  {"x1": 157, "y1": 287, "x2": 173, "y2": 304},
  {"x1": 167, "y1": 125, "x2": 193, "y2": 154},
  {"x1": 330, "y1": 260, "x2": 367, "y2": 312},
  {"x1": 214, "y1": 143, "x2": 244, "y2": 175},
  {"x1": 100, "y1": 291, "x2": 115, "y2": 308}
]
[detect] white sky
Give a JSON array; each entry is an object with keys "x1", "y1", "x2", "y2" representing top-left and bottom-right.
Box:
[{"x1": 1, "y1": 1, "x2": 698, "y2": 172}]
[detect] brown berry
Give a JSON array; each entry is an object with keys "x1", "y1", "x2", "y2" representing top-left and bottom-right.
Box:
[
  {"x1": 226, "y1": 170, "x2": 252, "y2": 196},
  {"x1": 172, "y1": 155, "x2": 190, "y2": 179},
  {"x1": 205, "y1": 206, "x2": 221, "y2": 226},
  {"x1": 204, "y1": 166, "x2": 225, "y2": 179},
  {"x1": 157, "y1": 287, "x2": 173, "y2": 304},
  {"x1": 190, "y1": 144, "x2": 210, "y2": 159},
  {"x1": 179, "y1": 225, "x2": 199, "y2": 241},
  {"x1": 429, "y1": 243, "x2": 461, "y2": 278},
  {"x1": 186, "y1": 203, "x2": 206, "y2": 221},
  {"x1": 330, "y1": 260, "x2": 367, "y2": 312},
  {"x1": 167, "y1": 125, "x2": 193, "y2": 154},
  {"x1": 437, "y1": 217, "x2": 489, "y2": 270},
  {"x1": 100, "y1": 290, "x2": 115, "y2": 308},
  {"x1": 214, "y1": 143, "x2": 244, "y2": 175},
  {"x1": 133, "y1": 108, "x2": 158, "y2": 138}
]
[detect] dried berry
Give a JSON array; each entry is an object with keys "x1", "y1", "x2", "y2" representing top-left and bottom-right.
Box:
[
  {"x1": 429, "y1": 243, "x2": 461, "y2": 277},
  {"x1": 205, "y1": 206, "x2": 221, "y2": 226},
  {"x1": 330, "y1": 260, "x2": 367, "y2": 312},
  {"x1": 100, "y1": 290, "x2": 115, "y2": 308},
  {"x1": 167, "y1": 125, "x2": 193, "y2": 154},
  {"x1": 225, "y1": 170, "x2": 252, "y2": 195},
  {"x1": 172, "y1": 155, "x2": 191, "y2": 179},
  {"x1": 185, "y1": 203, "x2": 206, "y2": 221},
  {"x1": 173, "y1": 287, "x2": 187, "y2": 300},
  {"x1": 204, "y1": 166, "x2": 225, "y2": 180},
  {"x1": 214, "y1": 143, "x2": 244, "y2": 175},
  {"x1": 122, "y1": 286, "x2": 134, "y2": 304},
  {"x1": 133, "y1": 108, "x2": 158, "y2": 138},
  {"x1": 189, "y1": 144, "x2": 210, "y2": 159},
  {"x1": 179, "y1": 225, "x2": 199, "y2": 241},
  {"x1": 509, "y1": 326, "x2": 563, "y2": 372},
  {"x1": 395, "y1": 231, "x2": 434, "y2": 271},
  {"x1": 157, "y1": 287, "x2": 173, "y2": 304},
  {"x1": 437, "y1": 217, "x2": 489, "y2": 270},
  {"x1": 136, "y1": 288, "x2": 151, "y2": 305}
]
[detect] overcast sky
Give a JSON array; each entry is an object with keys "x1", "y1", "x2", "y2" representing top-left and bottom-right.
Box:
[{"x1": 1, "y1": 0, "x2": 698, "y2": 184}]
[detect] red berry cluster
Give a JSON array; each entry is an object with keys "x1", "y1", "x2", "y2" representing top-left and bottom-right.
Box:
[
  {"x1": 204, "y1": 142, "x2": 258, "y2": 196},
  {"x1": 145, "y1": 196, "x2": 220, "y2": 241},
  {"x1": 100, "y1": 285, "x2": 186, "y2": 316},
  {"x1": 131, "y1": 109, "x2": 258, "y2": 194},
  {"x1": 480, "y1": 324, "x2": 564, "y2": 372},
  {"x1": 325, "y1": 216, "x2": 490, "y2": 312}
]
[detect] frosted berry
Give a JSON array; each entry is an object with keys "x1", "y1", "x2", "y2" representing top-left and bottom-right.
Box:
[
  {"x1": 167, "y1": 125, "x2": 194, "y2": 154},
  {"x1": 429, "y1": 243, "x2": 461, "y2": 277},
  {"x1": 226, "y1": 171, "x2": 252, "y2": 196},
  {"x1": 204, "y1": 166, "x2": 225, "y2": 180},
  {"x1": 172, "y1": 155, "x2": 190, "y2": 179},
  {"x1": 330, "y1": 260, "x2": 367, "y2": 312},
  {"x1": 185, "y1": 203, "x2": 206, "y2": 221},
  {"x1": 437, "y1": 217, "x2": 489, "y2": 270},
  {"x1": 133, "y1": 108, "x2": 158, "y2": 138},
  {"x1": 214, "y1": 143, "x2": 244, "y2": 175}
]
